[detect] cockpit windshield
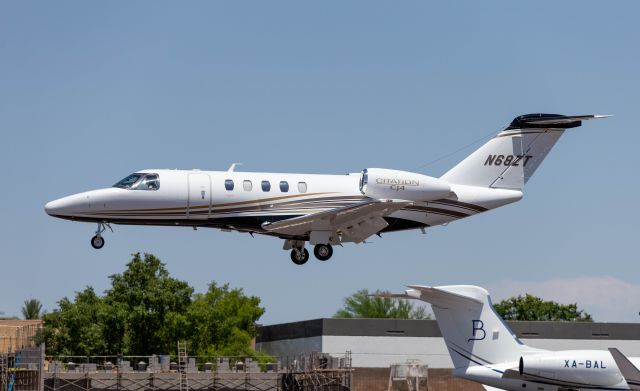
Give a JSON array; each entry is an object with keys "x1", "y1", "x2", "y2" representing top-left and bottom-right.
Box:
[{"x1": 113, "y1": 173, "x2": 160, "y2": 190}]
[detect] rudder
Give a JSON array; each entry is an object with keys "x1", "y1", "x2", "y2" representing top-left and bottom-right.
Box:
[
  {"x1": 440, "y1": 114, "x2": 608, "y2": 190},
  {"x1": 406, "y1": 285, "x2": 541, "y2": 369}
]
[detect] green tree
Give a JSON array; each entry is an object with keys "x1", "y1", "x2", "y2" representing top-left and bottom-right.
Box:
[
  {"x1": 22, "y1": 299, "x2": 42, "y2": 320},
  {"x1": 187, "y1": 282, "x2": 265, "y2": 357},
  {"x1": 43, "y1": 287, "x2": 109, "y2": 355},
  {"x1": 105, "y1": 253, "x2": 193, "y2": 355},
  {"x1": 43, "y1": 253, "x2": 268, "y2": 358},
  {"x1": 334, "y1": 289, "x2": 430, "y2": 319},
  {"x1": 493, "y1": 294, "x2": 593, "y2": 322}
]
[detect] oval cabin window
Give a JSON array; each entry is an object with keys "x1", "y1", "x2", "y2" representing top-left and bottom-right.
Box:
[
  {"x1": 298, "y1": 181, "x2": 307, "y2": 193},
  {"x1": 243, "y1": 180, "x2": 253, "y2": 191},
  {"x1": 280, "y1": 181, "x2": 289, "y2": 192},
  {"x1": 224, "y1": 179, "x2": 234, "y2": 191},
  {"x1": 261, "y1": 180, "x2": 271, "y2": 192}
]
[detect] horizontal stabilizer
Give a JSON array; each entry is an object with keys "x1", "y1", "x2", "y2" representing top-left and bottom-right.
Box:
[
  {"x1": 609, "y1": 348, "x2": 640, "y2": 390},
  {"x1": 506, "y1": 113, "x2": 611, "y2": 130},
  {"x1": 441, "y1": 113, "x2": 610, "y2": 190}
]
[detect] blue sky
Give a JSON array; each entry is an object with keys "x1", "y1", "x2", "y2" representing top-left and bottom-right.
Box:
[{"x1": 1, "y1": 1, "x2": 639, "y2": 323}]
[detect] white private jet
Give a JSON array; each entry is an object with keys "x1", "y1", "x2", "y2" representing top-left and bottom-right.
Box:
[
  {"x1": 380, "y1": 285, "x2": 640, "y2": 391},
  {"x1": 45, "y1": 113, "x2": 608, "y2": 265}
]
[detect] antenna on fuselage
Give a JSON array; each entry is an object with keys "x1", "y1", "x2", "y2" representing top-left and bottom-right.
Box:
[{"x1": 227, "y1": 162, "x2": 243, "y2": 172}]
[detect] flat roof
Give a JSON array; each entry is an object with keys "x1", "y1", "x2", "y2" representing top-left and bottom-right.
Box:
[{"x1": 257, "y1": 318, "x2": 640, "y2": 343}]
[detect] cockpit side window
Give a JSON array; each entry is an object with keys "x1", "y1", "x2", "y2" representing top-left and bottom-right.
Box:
[
  {"x1": 135, "y1": 174, "x2": 160, "y2": 190},
  {"x1": 113, "y1": 174, "x2": 143, "y2": 189}
]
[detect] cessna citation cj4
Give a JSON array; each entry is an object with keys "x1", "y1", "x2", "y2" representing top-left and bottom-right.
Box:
[
  {"x1": 381, "y1": 284, "x2": 640, "y2": 391},
  {"x1": 45, "y1": 113, "x2": 608, "y2": 265}
]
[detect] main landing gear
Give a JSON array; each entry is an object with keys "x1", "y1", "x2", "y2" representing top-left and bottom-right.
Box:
[
  {"x1": 91, "y1": 222, "x2": 112, "y2": 249},
  {"x1": 313, "y1": 244, "x2": 333, "y2": 261},
  {"x1": 290, "y1": 248, "x2": 310, "y2": 265},
  {"x1": 286, "y1": 241, "x2": 334, "y2": 265}
]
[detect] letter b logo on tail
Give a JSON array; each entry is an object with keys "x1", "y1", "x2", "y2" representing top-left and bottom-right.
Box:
[{"x1": 468, "y1": 320, "x2": 486, "y2": 342}]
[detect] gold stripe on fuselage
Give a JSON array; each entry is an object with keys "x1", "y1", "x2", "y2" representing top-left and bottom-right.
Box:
[{"x1": 102, "y1": 192, "x2": 343, "y2": 214}]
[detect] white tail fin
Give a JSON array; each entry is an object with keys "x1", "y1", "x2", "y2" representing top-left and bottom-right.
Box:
[
  {"x1": 441, "y1": 114, "x2": 610, "y2": 190},
  {"x1": 395, "y1": 285, "x2": 543, "y2": 369}
]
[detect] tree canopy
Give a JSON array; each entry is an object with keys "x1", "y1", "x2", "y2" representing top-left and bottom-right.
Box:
[
  {"x1": 43, "y1": 253, "x2": 267, "y2": 358},
  {"x1": 334, "y1": 289, "x2": 430, "y2": 319},
  {"x1": 335, "y1": 289, "x2": 593, "y2": 322},
  {"x1": 493, "y1": 294, "x2": 593, "y2": 322},
  {"x1": 22, "y1": 299, "x2": 42, "y2": 320}
]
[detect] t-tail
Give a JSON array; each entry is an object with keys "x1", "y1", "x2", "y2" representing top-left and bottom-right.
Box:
[
  {"x1": 441, "y1": 114, "x2": 610, "y2": 190},
  {"x1": 381, "y1": 285, "x2": 544, "y2": 370}
]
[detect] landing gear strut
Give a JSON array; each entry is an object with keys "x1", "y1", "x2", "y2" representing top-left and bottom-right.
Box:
[
  {"x1": 290, "y1": 248, "x2": 310, "y2": 265},
  {"x1": 313, "y1": 244, "x2": 333, "y2": 261},
  {"x1": 91, "y1": 222, "x2": 111, "y2": 250}
]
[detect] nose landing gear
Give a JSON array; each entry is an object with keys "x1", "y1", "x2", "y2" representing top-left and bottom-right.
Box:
[
  {"x1": 91, "y1": 235, "x2": 105, "y2": 249},
  {"x1": 91, "y1": 222, "x2": 112, "y2": 249}
]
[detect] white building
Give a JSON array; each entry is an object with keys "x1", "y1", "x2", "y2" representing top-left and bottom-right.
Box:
[{"x1": 256, "y1": 319, "x2": 640, "y2": 368}]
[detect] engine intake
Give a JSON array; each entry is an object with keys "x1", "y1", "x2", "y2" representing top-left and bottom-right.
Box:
[{"x1": 359, "y1": 168, "x2": 450, "y2": 202}]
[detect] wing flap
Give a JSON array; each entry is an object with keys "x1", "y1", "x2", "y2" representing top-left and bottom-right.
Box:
[{"x1": 261, "y1": 199, "x2": 411, "y2": 240}]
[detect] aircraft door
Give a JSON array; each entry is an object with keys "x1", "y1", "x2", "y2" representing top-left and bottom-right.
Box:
[{"x1": 187, "y1": 173, "x2": 212, "y2": 219}]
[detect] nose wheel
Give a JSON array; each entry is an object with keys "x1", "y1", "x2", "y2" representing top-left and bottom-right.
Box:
[
  {"x1": 91, "y1": 222, "x2": 112, "y2": 250},
  {"x1": 91, "y1": 235, "x2": 105, "y2": 249},
  {"x1": 290, "y1": 248, "x2": 310, "y2": 265},
  {"x1": 313, "y1": 244, "x2": 333, "y2": 261}
]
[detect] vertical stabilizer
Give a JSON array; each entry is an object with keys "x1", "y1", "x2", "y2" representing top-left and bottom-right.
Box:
[
  {"x1": 381, "y1": 285, "x2": 546, "y2": 369},
  {"x1": 440, "y1": 114, "x2": 609, "y2": 190}
]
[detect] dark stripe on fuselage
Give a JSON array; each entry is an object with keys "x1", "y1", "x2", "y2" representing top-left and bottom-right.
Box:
[{"x1": 50, "y1": 214, "x2": 428, "y2": 240}]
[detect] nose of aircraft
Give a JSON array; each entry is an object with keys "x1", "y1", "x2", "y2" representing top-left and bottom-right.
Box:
[{"x1": 45, "y1": 193, "x2": 90, "y2": 217}]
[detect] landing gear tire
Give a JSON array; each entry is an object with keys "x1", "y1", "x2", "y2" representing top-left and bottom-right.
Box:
[
  {"x1": 290, "y1": 248, "x2": 310, "y2": 265},
  {"x1": 313, "y1": 244, "x2": 333, "y2": 261},
  {"x1": 91, "y1": 235, "x2": 105, "y2": 249}
]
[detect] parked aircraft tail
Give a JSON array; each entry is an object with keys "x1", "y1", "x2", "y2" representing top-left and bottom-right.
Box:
[
  {"x1": 380, "y1": 285, "x2": 543, "y2": 369},
  {"x1": 440, "y1": 114, "x2": 610, "y2": 190}
]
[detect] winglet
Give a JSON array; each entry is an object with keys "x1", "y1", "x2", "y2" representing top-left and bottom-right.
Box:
[{"x1": 608, "y1": 348, "x2": 640, "y2": 390}]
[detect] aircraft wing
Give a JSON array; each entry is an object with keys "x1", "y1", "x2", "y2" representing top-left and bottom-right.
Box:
[
  {"x1": 261, "y1": 199, "x2": 412, "y2": 243},
  {"x1": 482, "y1": 386, "x2": 507, "y2": 391},
  {"x1": 609, "y1": 348, "x2": 640, "y2": 390}
]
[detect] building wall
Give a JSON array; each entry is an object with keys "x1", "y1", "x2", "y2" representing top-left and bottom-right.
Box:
[
  {"x1": 0, "y1": 320, "x2": 43, "y2": 353},
  {"x1": 257, "y1": 319, "x2": 640, "y2": 369},
  {"x1": 258, "y1": 336, "x2": 640, "y2": 368},
  {"x1": 322, "y1": 336, "x2": 451, "y2": 368},
  {"x1": 256, "y1": 336, "x2": 322, "y2": 361}
]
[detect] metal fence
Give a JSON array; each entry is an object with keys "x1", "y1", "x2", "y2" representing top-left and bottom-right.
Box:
[{"x1": 7, "y1": 350, "x2": 353, "y2": 391}]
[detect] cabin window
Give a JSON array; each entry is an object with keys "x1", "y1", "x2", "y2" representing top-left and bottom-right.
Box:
[
  {"x1": 298, "y1": 181, "x2": 307, "y2": 193},
  {"x1": 279, "y1": 181, "x2": 289, "y2": 192},
  {"x1": 224, "y1": 179, "x2": 234, "y2": 191},
  {"x1": 243, "y1": 180, "x2": 253, "y2": 191},
  {"x1": 261, "y1": 180, "x2": 271, "y2": 192}
]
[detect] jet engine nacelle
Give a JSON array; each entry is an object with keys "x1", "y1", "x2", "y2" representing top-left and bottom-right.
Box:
[
  {"x1": 359, "y1": 168, "x2": 451, "y2": 202},
  {"x1": 519, "y1": 351, "x2": 620, "y2": 387}
]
